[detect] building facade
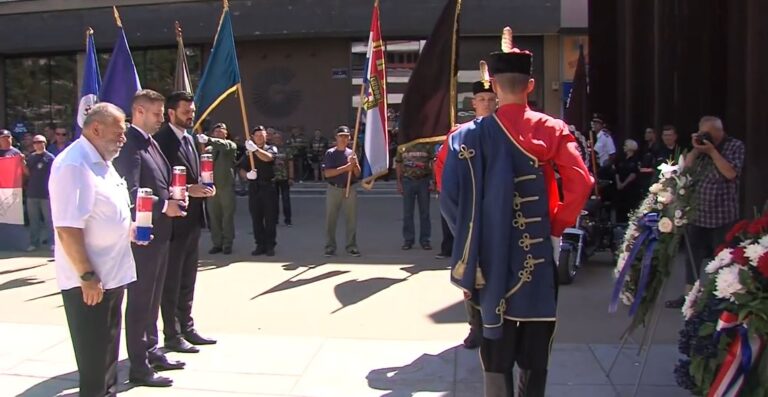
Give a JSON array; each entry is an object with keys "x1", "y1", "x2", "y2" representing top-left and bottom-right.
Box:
[{"x1": 0, "y1": 0, "x2": 587, "y2": 139}]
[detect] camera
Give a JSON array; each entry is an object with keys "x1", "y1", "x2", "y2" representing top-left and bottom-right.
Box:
[{"x1": 694, "y1": 132, "x2": 712, "y2": 146}]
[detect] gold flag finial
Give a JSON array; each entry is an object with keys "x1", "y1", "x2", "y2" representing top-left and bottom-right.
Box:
[
  {"x1": 501, "y1": 26, "x2": 513, "y2": 53},
  {"x1": 113, "y1": 6, "x2": 123, "y2": 28},
  {"x1": 175, "y1": 21, "x2": 183, "y2": 41},
  {"x1": 479, "y1": 60, "x2": 490, "y2": 89},
  {"x1": 223, "y1": 0, "x2": 229, "y2": 9},
  {"x1": 85, "y1": 27, "x2": 94, "y2": 46}
]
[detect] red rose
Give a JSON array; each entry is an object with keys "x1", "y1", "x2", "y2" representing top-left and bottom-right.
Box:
[
  {"x1": 731, "y1": 247, "x2": 747, "y2": 266},
  {"x1": 747, "y1": 221, "x2": 763, "y2": 236},
  {"x1": 757, "y1": 254, "x2": 768, "y2": 279},
  {"x1": 726, "y1": 220, "x2": 751, "y2": 243}
]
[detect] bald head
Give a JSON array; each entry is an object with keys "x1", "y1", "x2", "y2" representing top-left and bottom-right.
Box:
[{"x1": 82, "y1": 102, "x2": 127, "y2": 161}]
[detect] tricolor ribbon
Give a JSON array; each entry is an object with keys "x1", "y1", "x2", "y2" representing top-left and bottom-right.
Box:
[
  {"x1": 707, "y1": 311, "x2": 765, "y2": 397},
  {"x1": 609, "y1": 212, "x2": 660, "y2": 315}
]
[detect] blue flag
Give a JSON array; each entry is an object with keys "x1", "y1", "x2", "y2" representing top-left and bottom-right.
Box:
[
  {"x1": 74, "y1": 28, "x2": 101, "y2": 139},
  {"x1": 193, "y1": 8, "x2": 241, "y2": 131},
  {"x1": 99, "y1": 14, "x2": 141, "y2": 117}
]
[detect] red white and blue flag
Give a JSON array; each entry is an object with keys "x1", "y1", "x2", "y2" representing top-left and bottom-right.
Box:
[
  {"x1": 708, "y1": 311, "x2": 766, "y2": 397},
  {"x1": 0, "y1": 156, "x2": 24, "y2": 225},
  {"x1": 361, "y1": 0, "x2": 389, "y2": 187}
]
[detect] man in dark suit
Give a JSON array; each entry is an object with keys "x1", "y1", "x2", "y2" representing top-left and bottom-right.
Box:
[
  {"x1": 154, "y1": 91, "x2": 217, "y2": 353},
  {"x1": 114, "y1": 90, "x2": 188, "y2": 387}
]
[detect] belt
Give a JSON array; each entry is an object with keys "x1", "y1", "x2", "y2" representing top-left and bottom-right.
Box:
[{"x1": 328, "y1": 182, "x2": 356, "y2": 188}]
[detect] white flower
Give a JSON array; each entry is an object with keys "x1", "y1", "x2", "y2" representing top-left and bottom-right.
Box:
[
  {"x1": 705, "y1": 248, "x2": 733, "y2": 274},
  {"x1": 745, "y1": 244, "x2": 768, "y2": 267},
  {"x1": 678, "y1": 188, "x2": 686, "y2": 196},
  {"x1": 760, "y1": 235, "x2": 768, "y2": 248},
  {"x1": 675, "y1": 210, "x2": 683, "y2": 219},
  {"x1": 657, "y1": 204, "x2": 665, "y2": 210},
  {"x1": 620, "y1": 291, "x2": 634, "y2": 306},
  {"x1": 649, "y1": 183, "x2": 664, "y2": 194},
  {"x1": 657, "y1": 191, "x2": 674, "y2": 205},
  {"x1": 658, "y1": 163, "x2": 680, "y2": 179},
  {"x1": 682, "y1": 281, "x2": 702, "y2": 320},
  {"x1": 658, "y1": 217, "x2": 674, "y2": 233},
  {"x1": 714, "y1": 265, "x2": 747, "y2": 301},
  {"x1": 674, "y1": 218, "x2": 686, "y2": 227}
]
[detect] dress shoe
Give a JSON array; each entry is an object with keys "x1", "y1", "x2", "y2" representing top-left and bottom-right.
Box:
[
  {"x1": 421, "y1": 243, "x2": 433, "y2": 250},
  {"x1": 208, "y1": 246, "x2": 222, "y2": 254},
  {"x1": 164, "y1": 337, "x2": 200, "y2": 353},
  {"x1": 251, "y1": 247, "x2": 266, "y2": 256},
  {"x1": 222, "y1": 246, "x2": 232, "y2": 255},
  {"x1": 183, "y1": 330, "x2": 217, "y2": 345},
  {"x1": 324, "y1": 248, "x2": 335, "y2": 257},
  {"x1": 129, "y1": 372, "x2": 173, "y2": 387},
  {"x1": 401, "y1": 243, "x2": 413, "y2": 250},
  {"x1": 266, "y1": 248, "x2": 275, "y2": 257},
  {"x1": 150, "y1": 356, "x2": 186, "y2": 371},
  {"x1": 435, "y1": 252, "x2": 450, "y2": 259},
  {"x1": 348, "y1": 248, "x2": 361, "y2": 257}
]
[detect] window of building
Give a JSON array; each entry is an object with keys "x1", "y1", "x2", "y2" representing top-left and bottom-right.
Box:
[
  {"x1": 4, "y1": 55, "x2": 76, "y2": 135},
  {"x1": 5, "y1": 46, "x2": 202, "y2": 135}
]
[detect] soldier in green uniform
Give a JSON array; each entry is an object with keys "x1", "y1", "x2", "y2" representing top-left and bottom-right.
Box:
[
  {"x1": 271, "y1": 133, "x2": 295, "y2": 226},
  {"x1": 396, "y1": 142, "x2": 435, "y2": 250},
  {"x1": 197, "y1": 123, "x2": 238, "y2": 254}
]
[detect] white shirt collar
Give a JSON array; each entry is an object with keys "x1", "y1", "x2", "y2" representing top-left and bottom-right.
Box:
[
  {"x1": 169, "y1": 123, "x2": 187, "y2": 141},
  {"x1": 78, "y1": 136, "x2": 108, "y2": 165}
]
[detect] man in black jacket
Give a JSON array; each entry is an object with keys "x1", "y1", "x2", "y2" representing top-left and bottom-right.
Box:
[
  {"x1": 114, "y1": 90, "x2": 189, "y2": 387},
  {"x1": 154, "y1": 91, "x2": 217, "y2": 353}
]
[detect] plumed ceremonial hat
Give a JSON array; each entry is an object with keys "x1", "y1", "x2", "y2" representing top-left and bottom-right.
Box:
[{"x1": 488, "y1": 27, "x2": 533, "y2": 76}]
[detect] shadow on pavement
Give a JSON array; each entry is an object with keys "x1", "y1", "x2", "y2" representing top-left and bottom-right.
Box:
[
  {"x1": 366, "y1": 346, "x2": 457, "y2": 396},
  {"x1": 0, "y1": 276, "x2": 46, "y2": 292},
  {"x1": 0, "y1": 263, "x2": 45, "y2": 276},
  {"x1": 25, "y1": 291, "x2": 61, "y2": 302},
  {"x1": 16, "y1": 359, "x2": 136, "y2": 397},
  {"x1": 332, "y1": 277, "x2": 407, "y2": 314},
  {"x1": 252, "y1": 267, "x2": 351, "y2": 300},
  {"x1": 428, "y1": 299, "x2": 468, "y2": 324}
]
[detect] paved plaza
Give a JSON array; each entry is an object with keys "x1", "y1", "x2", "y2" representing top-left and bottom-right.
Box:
[{"x1": 0, "y1": 183, "x2": 693, "y2": 396}]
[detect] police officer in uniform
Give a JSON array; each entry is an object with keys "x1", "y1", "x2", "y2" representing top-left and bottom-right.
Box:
[
  {"x1": 197, "y1": 123, "x2": 238, "y2": 255},
  {"x1": 238, "y1": 126, "x2": 278, "y2": 256},
  {"x1": 441, "y1": 28, "x2": 593, "y2": 396}
]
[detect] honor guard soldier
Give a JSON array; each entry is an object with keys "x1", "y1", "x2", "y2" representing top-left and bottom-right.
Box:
[
  {"x1": 434, "y1": 67, "x2": 498, "y2": 350},
  {"x1": 239, "y1": 126, "x2": 278, "y2": 256},
  {"x1": 197, "y1": 123, "x2": 238, "y2": 255},
  {"x1": 440, "y1": 28, "x2": 593, "y2": 396}
]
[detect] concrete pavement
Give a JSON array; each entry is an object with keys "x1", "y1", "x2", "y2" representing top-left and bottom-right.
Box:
[{"x1": 0, "y1": 191, "x2": 693, "y2": 396}]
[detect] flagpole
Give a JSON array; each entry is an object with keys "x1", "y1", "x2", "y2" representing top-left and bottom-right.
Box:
[
  {"x1": 448, "y1": 0, "x2": 462, "y2": 126},
  {"x1": 236, "y1": 83, "x2": 255, "y2": 170},
  {"x1": 345, "y1": 80, "x2": 366, "y2": 198},
  {"x1": 112, "y1": 6, "x2": 123, "y2": 28},
  {"x1": 589, "y1": 130, "x2": 600, "y2": 198}
]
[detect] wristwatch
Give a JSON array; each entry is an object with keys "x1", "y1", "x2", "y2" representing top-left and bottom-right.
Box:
[{"x1": 80, "y1": 271, "x2": 96, "y2": 282}]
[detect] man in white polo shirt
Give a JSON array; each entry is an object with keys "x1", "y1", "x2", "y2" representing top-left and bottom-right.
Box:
[{"x1": 49, "y1": 102, "x2": 139, "y2": 397}]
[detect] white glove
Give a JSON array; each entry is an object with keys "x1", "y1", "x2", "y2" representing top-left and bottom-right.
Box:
[
  {"x1": 551, "y1": 236, "x2": 561, "y2": 265},
  {"x1": 196, "y1": 133, "x2": 209, "y2": 144},
  {"x1": 246, "y1": 170, "x2": 258, "y2": 180},
  {"x1": 245, "y1": 140, "x2": 258, "y2": 152}
]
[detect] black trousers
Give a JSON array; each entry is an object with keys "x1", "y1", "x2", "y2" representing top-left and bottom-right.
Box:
[
  {"x1": 162, "y1": 227, "x2": 201, "y2": 341},
  {"x1": 275, "y1": 180, "x2": 292, "y2": 223},
  {"x1": 471, "y1": 307, "x2": 556, "y2": 373},
  {"x1": 440, "y1": 215, "x2": 454, "y2": 255},
  {"x1": 126, "y1": 241, "x2": 169, "y2": 377},
  {"x1": 62, "y1": 286, "x2": 124, "y2": 397},
  {"x1": 248, "y1": 183, "x2": 278, "y2": 248},
  {"x1": 686, "y1": 223, "x2": 733, "y2": 285}
]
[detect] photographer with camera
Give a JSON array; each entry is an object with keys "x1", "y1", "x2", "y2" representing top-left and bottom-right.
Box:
[{"x1": 674, "y1": 116, "x2": 744, "y2": 304}]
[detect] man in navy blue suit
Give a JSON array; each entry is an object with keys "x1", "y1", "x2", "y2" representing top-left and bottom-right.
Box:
[
  {"x1": 114, "y1": 90, "x2": 188, "y2": 388},
  {"x1": 154, "y1": 91, "x2": 217, "y2": 354}
]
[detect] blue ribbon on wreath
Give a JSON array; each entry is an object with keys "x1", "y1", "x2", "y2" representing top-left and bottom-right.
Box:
[{"x1": 609, "y1": 212, "x2": 661, "y2": 315}]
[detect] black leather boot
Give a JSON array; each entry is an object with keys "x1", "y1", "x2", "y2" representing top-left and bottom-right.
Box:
[{"x1": 516, "y1": 369, "x2": 547, "y2": 397}]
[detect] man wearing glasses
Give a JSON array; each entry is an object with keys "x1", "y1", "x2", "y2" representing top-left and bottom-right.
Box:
[{"x1": 48, "y1": 126, "x2": 72, "y2": 157}]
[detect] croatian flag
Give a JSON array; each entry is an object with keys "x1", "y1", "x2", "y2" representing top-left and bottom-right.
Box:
[
  {"x1": 361, "y1": 0, "x2": 389, "y2": 187},
  {"x1": 99, "y1": 7, "x2": 141, "y2": 117},
  {"x1": 74, "y1": 28, "x2": 102, "y2": 139},
  {"x1": 0, "y1": 157, "x2": 24, "y2": 225}
]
